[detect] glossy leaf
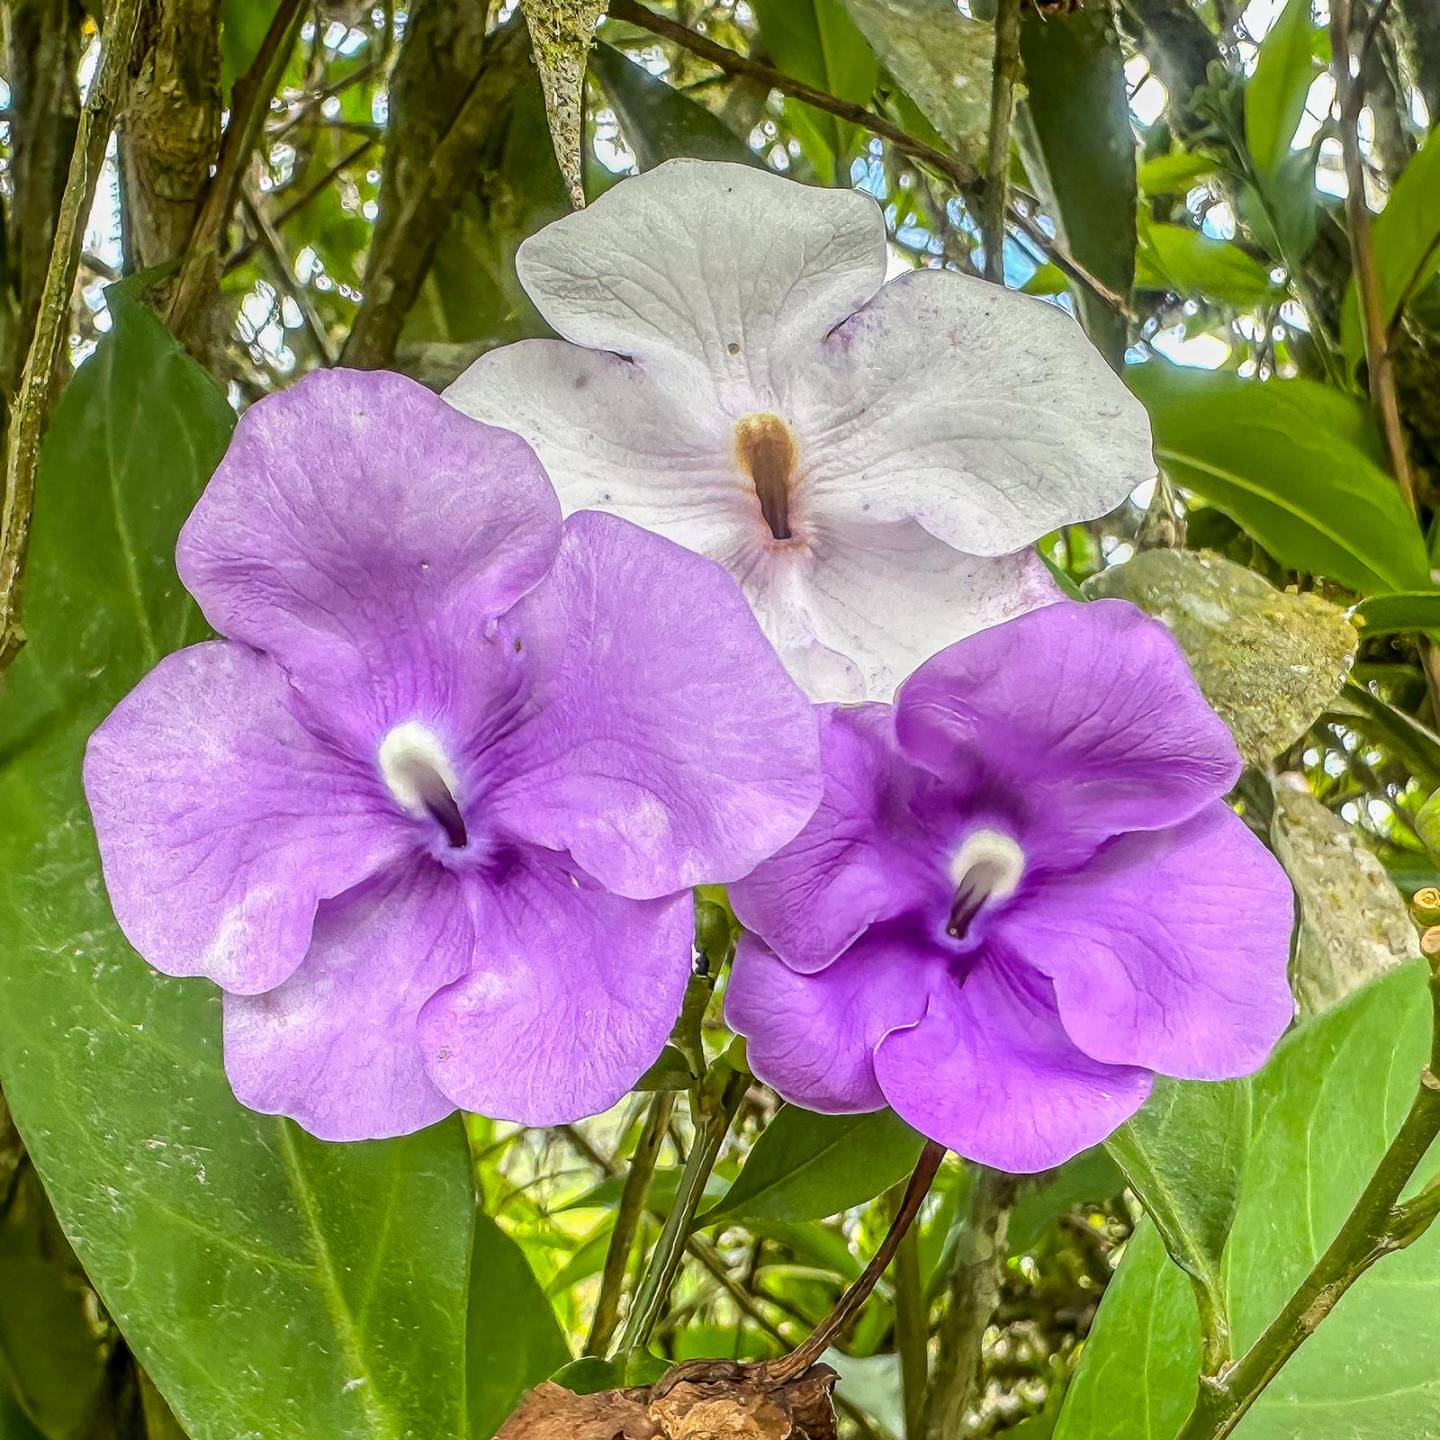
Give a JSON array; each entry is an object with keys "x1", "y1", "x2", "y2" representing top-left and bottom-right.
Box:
[
  {"x1": 1017, "y1": 5, "x2": 1136, "y2": 364},
  {"x1": 590, "y1": 42, "x2": 757, "y2": 168},
  {"x1": 1058, "y1": 963, "x2": 1440, "y2": 1440},
  {"x1": 467, "y1": 1215, "x2": 570, "y2": 1438},
  {"x1": 1243, "y1": 0, "x2": 1316, "y2": 180},
  {"x1": 1107, "y1": 1077, "x2": 1252, "y2": 1333},
  {"x1": 751, "y1": 0, "x2": 878, "y2": 180},
  {"x1": 0, "y1": 290, "x2": 479, "y2": 1440},
  {"x1": 1136, "y1": 221, "x2": 1282, "y2": 307},
  {"x1": 1130, "y1": 364, "x2": 1431, "y2": 594},
  {"x1": 1355, "y1": 591, "x2": 1440, "y2": 635},
  {"x1": 702, "y1": 1108, "x2": 925, "y2": 1226}
]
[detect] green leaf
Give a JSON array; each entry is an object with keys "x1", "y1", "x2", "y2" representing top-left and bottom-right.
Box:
[
  {"x1": 467, "y1": 1215, "x2": 570, "y2": 1438},
  {"x1": 0, "y1": 1390, "x2": 42, "y2": 1440},
  {"x1": 1244, "y1": 0, "x2": 1317, "y2": 180},
  {"x1": 1083, "y1": 548, "x2": 1358, "y2": 765},
  {"x1": 0, "y1": 1164, "x2": 109, "y2": 1439},
  {"x1": 751, "y1": 0, "x2": 878, "y2": 180},
  {"x1": 1137, "y1": 147, "x2": 1219, "y2": 196},
  {"x1": 551, "y1": 1357, "x2": 625, "y2": 1395},
  {"x1": 702, "y1": 1108, "x2": 925, "y2": 1226},
  {"x1": 1017, "y1": 5, "x2": 1136, "y2": 364},
  {"x1": 590, "y1": 42, "x2": 757, "y2": 168},
  {"x1": 1335, "y1": 680, "x2": 1440, "y2": 789},
  {"x1": 838, "y1": 0, "x2": 992, "y2": 156},
  {"x1": 1058, "y1": 963, "x2": 1440, "y2": 1440},
  {"x1": 1008, "y1": 1147, "x2": 1124, "y2": 1252},
  {"x1": 1355, "y1": 590, "x2": 1440, "y2": 635},
  {"x1": 1341, "y1": 125, "x2": 1440, "y2": 366},
  {"x1": 1136, "y1": 221, "x2": 1282, "y2": 307},
  {"x1": 1418, "y1": 790, "x2": 1440, "y2": 858},
  {"x1": 1106, "y1": 1077, "x2": 1251, "y2": 1331},
  {"x1": 1129, "y1": 364, "x2": 1431, "y2": 594},
  {"x1": 0, "y1": 290, "x2": 479, "y2": 1440}
]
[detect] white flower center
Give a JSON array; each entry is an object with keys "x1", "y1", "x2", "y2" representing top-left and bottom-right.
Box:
[
  {"x1": 378, "y1": 721, "x2": 467, "y2": 849},
  {"x1": 946, "y1": 829, "x2": 1025, "y2": 939},
  {"x1": 734, "y1": 412, "x2": 797, "y2": 542}
]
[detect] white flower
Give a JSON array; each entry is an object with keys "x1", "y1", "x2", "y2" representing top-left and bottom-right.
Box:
[{"x1": 445, "y1": 159, "x2": 1154, "y2": 702}]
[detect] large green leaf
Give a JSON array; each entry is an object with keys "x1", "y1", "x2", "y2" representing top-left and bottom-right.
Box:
[
  {"x1": 0, "y1": 1391, "x2": 42, "y2": 1440},
  {"x1": 1129, "y1": 365, "x2": 1431, "y2": 594},
  {"x1": 1106, "y1": 1078, "x2": 1251, "y2": 1342},
  {"x1": 1355, "y1": 590, "x2": 1440, "y2": 635},
  {"x1": 702, "y1": 1108, "x2": 925, "y2": 1226},
  {"x1": 467, "y1": 1215, "x2": 570, "y2": 1439},
  {"x1": 1016, "y1": 6, "x2": 1136, "y2": 364},
  {"x1": 751, "y1": 0, "x2": 877, "y2": 181},
  {"x1": 1243, "y1": 0, "x2": 1316, "y2": 181},
  {"x1": 1056, "y1": 963, "x2": 1440, "y2": 1440},
  {"x1": 591, "y1": 42, "x2": 756, "y2": 169},
  {"x1": 0, "y1": 290, "x2": 479, "y2": 1440},
  {"x1": 838, "y1": 0, "x2": 991, "y2": 157}
]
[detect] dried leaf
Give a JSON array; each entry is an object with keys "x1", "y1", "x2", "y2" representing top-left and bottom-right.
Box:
[
  {"x1": 1270, "y1": 774, "x2": 1414, "y2": 1019},
  {"x1": 1084, "y1": 548, "x2": 1357, "y2": 765},
  {"x1": 520, "y1": 0, "x2": 605, "y2": 208}
]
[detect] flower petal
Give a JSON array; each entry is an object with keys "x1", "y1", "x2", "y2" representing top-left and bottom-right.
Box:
[
  {"x1": 894, "y1": 599, "x2": 1242, "y2": 858},
  {"x1": 874, "y1": 958, "x2": 1152, "y2": 1172},
  {"x1": 508, "y1": 159, "x2": 885, "y2": 400},
  {"x1": 486, "y1": 511, "x2": 822, "y2": 899},
  {"x1": 445, "y1": 340, "x2": 750, "y2": 556},
  {"x1": 177, "y1": 368, "x2": 560, "y2": 687},
  {"x1": 417, "y1": 853, "x2": 693, "y2": 1124},
  {"x1": 732, "y1": 518, "x2": 1061, "y2": 703},
  {"x1": 792, "y1": 269, "x2": 1154, "y2": 555},
  {"x1": 223, "y1": 861, "x2": 468, "y2": 1140},
  {"x1": 725, "y1": 929, "x2": 934, "y2": 1113},
  {"x1": 83, "y1": 642, "x2": 406, "y2": 994},
  {"x1": 730, "y1": 704, "x2": 934, "y2": 973},
  {"x1": 1009, "y1": 806, "x2": 1295, "y2": 1079}
]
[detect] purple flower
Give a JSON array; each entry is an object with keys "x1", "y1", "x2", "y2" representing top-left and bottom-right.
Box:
[
  {"x1": 725, "y1": 600, "x2": 1295, "y2": 1173},
  {"x1": 83, "y1": 369, "x2": 821, "y2": 1141}
]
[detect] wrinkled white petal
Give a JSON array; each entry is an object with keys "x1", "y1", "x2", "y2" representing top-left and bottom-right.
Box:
[
  {"x1": 725, "y1": 518, "x2": 1062, "y2": 703},
  {"x1": 789, "y1": 269, "x2": 1155, "y2": 555},
  {"x1": 509, "y1": 159, "x2": 886, "y2": 407},
  {"x1": 446, "y1": 159, "x2": 1153, "y2": 702}
]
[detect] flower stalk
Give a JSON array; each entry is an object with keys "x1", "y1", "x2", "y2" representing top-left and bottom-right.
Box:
[{"x1": 617, "y1": 1065, "x2": 750, "y2": 1357}]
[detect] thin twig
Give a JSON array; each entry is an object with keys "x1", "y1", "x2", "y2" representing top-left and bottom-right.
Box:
[
  {"x1": 766, "y1": 1141, "x2": 947, "y2": 1384},
  {"x1": 586, "y1": 1093, "x2": 675, "y2": 1357},
  {"x1": 1175, "y1": 961, "x2": 1440, "y2": 1439},
  {"x1": 239, "y1": 191, "x2": 334, "y2": 365},
  {"x1": 0, "y1": 0, "x2": 146, "y2": 674},
  {"x1": 982, "y1": 0, "x2": 1023, "y2": 285}
]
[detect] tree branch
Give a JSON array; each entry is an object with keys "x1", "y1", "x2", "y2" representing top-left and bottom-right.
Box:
[
  {"x1": 0, "y1": 0, "x2": 146, "y2": 674},
  {"x1": 982, "y1": 0, "x2": 1023, "y2": 286}
]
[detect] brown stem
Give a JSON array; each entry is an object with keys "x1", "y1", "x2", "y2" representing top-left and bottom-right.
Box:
[
  {"x1": 766, "y1": 1140, "x2": 947, "y2": 1384},
  {"x1": 982, "y1": 0, "x2": 1022, "y2": 286},
  {"x1": 0, "y1": 0, "x2": 146, "y2": 674},
  {"x1": 919, "y1": 1167, "x2": 1017, "y2": 1440}
]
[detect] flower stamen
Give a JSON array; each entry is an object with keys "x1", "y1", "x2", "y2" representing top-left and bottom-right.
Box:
[
  {"x1": 735, "y1": 412, "x2": 797, "y2": 542},
  {"x1": 946, "y1": 830, "x2": 1024, "y2": 940},
  {"x1": 378, "y1": 722, "x2": 468, "y2": 849}
]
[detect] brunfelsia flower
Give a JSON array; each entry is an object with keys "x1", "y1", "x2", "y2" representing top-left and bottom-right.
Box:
[
  {"x1": 725, "y1": 599, "x2": 1295, "y2": 1173},
  {"x1": 445, "y1": 158, "x2": 1155, "y2": 704},
  {"x1": 83, "y1": 369, "x2": 821, "y2": 1141}
]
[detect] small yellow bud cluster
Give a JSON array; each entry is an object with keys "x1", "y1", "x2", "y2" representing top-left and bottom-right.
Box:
[{"x1": 1412, "y1": 887, "x2": 1440, "y2": 963}]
